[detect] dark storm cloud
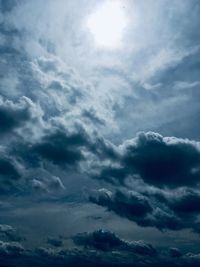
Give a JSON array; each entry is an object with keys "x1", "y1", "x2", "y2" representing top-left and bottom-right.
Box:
[
  {"x1": 72, "y1": 229, "x2": 124, "y2": 251},
  {"x1": 18, "y1": 123, "x2": 118, "y2": 170},
  {"x1": 0, "y1": 156, "x2": 22, "y2": 194},
  {"x1": 0, "y1": 235, "x2": 200, "y2": 267},
  {"x1": 0, "y1": 240, "x2": 24, "y2": 256},
  {"x1": 0, "y1": 97, "x2": 33, "y2": 135},
  {"x1": 0, "y1": 224, "x2": 198, "y2": 267},
  {"x1": 0, "y1": 1, "x2": 200, "y2": 265},
  {"x1": 72, "y1": 229, "x2": 157, "y2": 256},
  {"x1": 89, "y1": 188, "x2": 180, "y2": 231},
  {"x1": 0, "y1": 224, "x2": 23, "y2": 242},
  {"x1": 31, "y1": 129, "x2": 87, "y2": 168},
  {"x1": 47, "y1": 237, "x2": 63, "y2": 247},
  {"x1": 31, "y1": 176, "x2": 65, "y2": 195},
  {"x1": 89, "y1": 189, "x2": 152, "y2": 222},
  {"x1": 0, "y1": 157, "x2": 20, "y2": 179},
  {"x1": 160, "y1": 188, "x2": 200, "y2": 215},
  {"x1": 89, "y1": 186, "x2": 200, "y2": 232},
  {"x1": 87, "y1": 132, "x2": 200, "y2": 233},
  {"x1": 95, "y1": 132, "x2": 200, "y2": 188},
  {"x1": 169, "y1": 247, "x2": 182, "y2": 258}
]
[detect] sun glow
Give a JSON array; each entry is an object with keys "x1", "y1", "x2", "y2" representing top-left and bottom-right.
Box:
[{"x1": 86, "y1": 1, "x2": 128, "y2": 49}]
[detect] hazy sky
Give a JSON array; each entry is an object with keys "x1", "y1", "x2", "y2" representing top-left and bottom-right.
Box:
[{"x1": 0, "y1": 1, "x2": 200, "y2": 266}]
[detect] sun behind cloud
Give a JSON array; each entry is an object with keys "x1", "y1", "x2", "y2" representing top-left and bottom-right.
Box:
[{"x1": 86, "y1": 1, "x2": 128, "y2": 49}]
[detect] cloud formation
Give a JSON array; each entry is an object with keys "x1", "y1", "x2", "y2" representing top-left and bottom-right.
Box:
[
  {"x1": 95, "y1": 132, "x2": 200, "y2": 188},
  {"x1": 72, "y1": 229, "x2": 157, "y2": 256},
  {"x1": 89, "y1": 186, "x2": 200, "y2": 232},
  {"x1": 0, "y1": 229, "x2": 199, "y2": 267},
  {"x1": 0, "y1": 0, "x2": 200, "y2": 266}
]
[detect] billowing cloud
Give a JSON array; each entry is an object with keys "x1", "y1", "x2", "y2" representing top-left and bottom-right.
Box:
[
  {"x1": 89, "y1": 186, "x2": 200, "y2": 233},
  {"x1": 0, "y1": 240, "x2": 24, "y2": 256},
  {"x1": 0, "y1": 229, "x2": 200, "y2": 267},
  {"x1": 0, "y1": 224, "x2": 23, "y2": 242},
  {"x1": 31, "y1": 129, "x2": 88, "y2": 168},
  {"x1": 0, "y1": 96, "x2": 35, "y2": 136},
  {"x1": 72, "y1": 229, "x2": 157, "y2": 256},
  {"x1": 95, "y1": 132, "x2": 200, "y2": 188},
  {"x1": 0, "y1": 156, "x2": 21, "y2": 193},
  {"x1": 47, "y1": 237, "x2": 63, "y2": 247}
]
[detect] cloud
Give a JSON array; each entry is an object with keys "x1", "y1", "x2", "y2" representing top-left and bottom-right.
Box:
[
  {"x1": 72, "y1": 229, "x2": 124, "y2": 251},
  {"x1": 82, "y1": 108, "x2": 105, "y2": 126},
  {"x1": 0, "y1": 157, "x2": 20, "y2": 179},
  {"x1": 173, "y1": 81, "x2": 200, "y2": 90},
  {"x1": 0, "y1": 224, "x2": 23, "y2": 242},
  {"x1": 0, "y1": 96, "x2": 34, "y2": 135},
  {"x1": 95, "y1": 132, "x2": 200, "y2": 188},
  {"x1": 162, "y1": 188, "x2": 200, "y2": 215},
  {"x1": 89, "y1": 186, "x2": 200, "y2": 233},
  {"x1": 0, "y1": 0, "x2": 200, "y2": 263},
  {"x1": 89, "y1": 189, "x2": 152, "y2": 222},
  {"x1": 31, "y1": 129, "x2": 88, "y2": 168},
  {"x1": 0, "y1": 156, "x2": 21, "y2": 193},
  {"x1": 48, "y1": 176, "x2": 65, "y2": 190},
  {"x1": 169, "y1": 247, "x2": 182, "y2": 258},
  {"x1": 32, "y1": 179, "x2": 48, "y2": 193},
  {"x1": 72, "y1": 229, "x2": 157, "y2": 256},
  {"x1": 0, "y1": 230, "x2": 199, "y2": 267},
  {"x1": 0, "y1": 240, "x2": 24, "y2": 256},
  {"x1": 32, "y1": 176, "x2": 65, "y2": 194},
  {"x1": 47, "y1": 237, "x2": 63, "y2": 248},
  {"x1": 89, "y1": 188, "x2": 175, "y2": 231}
]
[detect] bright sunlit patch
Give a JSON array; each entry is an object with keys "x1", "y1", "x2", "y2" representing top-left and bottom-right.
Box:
[{"x1": 86, "y1": 1, "x2": 128, "y2": 49}]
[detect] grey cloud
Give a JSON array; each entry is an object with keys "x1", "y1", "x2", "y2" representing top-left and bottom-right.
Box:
[
  {"x1": 169, "y1": 247, "x2": 182, "y2": 258},
  {"x1": 32, "y1": 179, "x2": 48, "y2": 193},
  {"x1": 0, "y1": 1, "x2": 200, "y2": 265},
  {"x1": 0, "y1": 0, "x2": 17, "y2": 13},
  {"x1": 0, "y1": 237, "x2": 199, "y2": 267},
  {"x1": 0, "y1": 156, "x2": 21, "y2": 194},
  {"x1": 95, "y1": 132, "x2": 200, "y2": 188},
  {"x1": 89, "y1": 189, "x2": 152, "y2": 222},
  {"x1": 47, "y1": 237, "x2": 63, "y2": 248},
  {"x1": 31, "y1": 129, "x2": 88, "y2": 168},
  {"x1": 89, "y1": 186, "x2": 200, "y2": 232},
  {"x1": 72, "y1": 229, "x2": 157, "y2": 256},
  {"x1": 0, "y1": 96, "x2": 34, "y2": 135},
  {"x1": 0, "y1": 240, "x2": 24, "y2": 256},
  {"x1": 48, "y1": 176, "x2": 65, "y2": 190},
  {"x1": 0, "y1": 224, "x2": 23, "y2": 242},
  {"x1": 161, "y1": 188, "x2": 200, "y2": 216},
  {"x1": 89, "y1": 188, "x2": 177, "y2": 231},
  {"x1": 82, "y1": 108, "x2": 106, "y2": 126},
  {"x1": 32, "y1": 176, "x2": 65, "y2": 194}
]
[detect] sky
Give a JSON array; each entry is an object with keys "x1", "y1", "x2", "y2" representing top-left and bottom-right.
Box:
[{"x1": 0, "y1": 0, "x2": 200, "y2": 266}]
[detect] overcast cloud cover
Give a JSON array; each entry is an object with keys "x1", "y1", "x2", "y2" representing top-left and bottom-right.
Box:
[{"x1": 0, "y1": 0, "x2": 200, "y2": 266}]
